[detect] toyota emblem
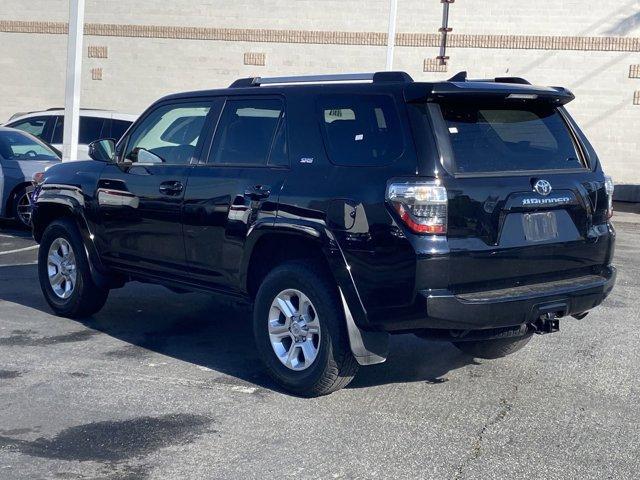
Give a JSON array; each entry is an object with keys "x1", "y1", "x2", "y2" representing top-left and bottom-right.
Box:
[{"x1": 533, "y1": 179, "x2": 552, "y2": 196}]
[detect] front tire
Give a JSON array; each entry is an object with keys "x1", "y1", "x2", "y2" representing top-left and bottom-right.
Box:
[
  {"x1": 253, "y1": 261, "x2": 359, "y2": 397},
  {"x1": 38, "y1": 219, "x2": 109, "y2": 318},
  {"x1": 452, "y1": 334, "x2": 533, "y2": 359}
]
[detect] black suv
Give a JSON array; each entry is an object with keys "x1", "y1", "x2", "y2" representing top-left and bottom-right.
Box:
[{"x1": 32, "y1": 71, "x2": 616, "y2": 396}]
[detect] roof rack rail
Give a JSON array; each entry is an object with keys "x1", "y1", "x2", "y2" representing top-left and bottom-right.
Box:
[
  {"x1": 229, "y1": 71, "x2": 413, "y2": 88},
  {"x1": 446, "y1": 71, "x2": 531, "y2": 85}
]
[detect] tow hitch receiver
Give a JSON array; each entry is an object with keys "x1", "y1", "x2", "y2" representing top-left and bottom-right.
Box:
[{"x1": 531, "y1": 312, "x2": 560, "y2": 334}]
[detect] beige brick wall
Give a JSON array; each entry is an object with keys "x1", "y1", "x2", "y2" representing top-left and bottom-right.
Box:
[{"x1": 0, "y1": 0, "x2": 638, "y2": 184}]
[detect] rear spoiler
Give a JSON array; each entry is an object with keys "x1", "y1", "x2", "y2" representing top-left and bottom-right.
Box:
[{"x1": 404, "y1": 72, "x2": 575, "y2": 105}]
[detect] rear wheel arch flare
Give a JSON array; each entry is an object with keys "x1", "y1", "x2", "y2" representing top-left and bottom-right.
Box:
[{"x1": 244, "y1": 231, "x2": 333, "y2": 299}]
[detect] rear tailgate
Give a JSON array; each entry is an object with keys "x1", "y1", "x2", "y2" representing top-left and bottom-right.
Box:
[{"x1": 408, "y1": 86, "x2": 614, "y2": 292}]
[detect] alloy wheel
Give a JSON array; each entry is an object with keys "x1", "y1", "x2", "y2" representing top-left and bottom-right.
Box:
[
  {"x1": 16, "y1": 191, "x2": 32, "y2": 227},
  {"x1": 268, "y1": 289, "x2": 321, "y2": 371},
  {"x1": 47, "y1": 238, "x2": 77, "y2": 299}
]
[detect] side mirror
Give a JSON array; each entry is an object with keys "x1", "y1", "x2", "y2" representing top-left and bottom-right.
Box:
[{"x1": 88, "y1": 139, "x2": 116, "y2": 163}]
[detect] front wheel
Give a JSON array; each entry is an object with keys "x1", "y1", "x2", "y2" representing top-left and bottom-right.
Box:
[
  {"x1": 452, "y1": 334, "x2": 533, "y2": 359},
  {"x1": 38, "y1": 219, "x2": 109, "y2": 318},
  {"x1": 253, "y1": 261, "x2": 359, "y2": 397}
]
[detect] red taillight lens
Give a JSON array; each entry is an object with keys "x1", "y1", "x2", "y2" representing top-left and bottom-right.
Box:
[
  {"x1": 387, "y1": 181, "x2": 448, "y2": 234},
  {"x1": 604, "y1": 175, "x2": 614, "y2": 219}
]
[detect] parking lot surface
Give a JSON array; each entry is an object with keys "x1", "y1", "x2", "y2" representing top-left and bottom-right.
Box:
[{"x1": 0, "y1": 216, "x2": 638, "y2": 480}]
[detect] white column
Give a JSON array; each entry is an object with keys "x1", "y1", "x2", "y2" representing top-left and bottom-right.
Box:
[
  {"x1": 385, "y1": 0, "x2": 398, "y2": 71},
  {"x1": 62, "y1": 0, "x2": 85, "y2": 161}
]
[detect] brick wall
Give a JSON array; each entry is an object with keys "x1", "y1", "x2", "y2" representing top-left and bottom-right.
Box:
[{"x1": 0, "y1": 0, "x2": 638, "y2": 188}]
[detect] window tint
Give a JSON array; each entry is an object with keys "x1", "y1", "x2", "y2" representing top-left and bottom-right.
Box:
[
  {"x1": 437, "y1": 102, "x2": 584, "y2": 173},
  {"x1": 51, "y1": 116, "x2": 113, "y2": 144},
  {"x1": 268, "y1": 116, "x2": 288, "y2": 167},
  {"x1": 9, "y1": 117, "x2": 49, "y2": 141},
  {"x1": 79, "y1": 117, "x2": 107, "y2": 144},
  {"x1": 51, "y1": 116, "x2": 63, "y2": 144},
  {"x1": 209, "y1": 98, "x2": 283, "y2": 166},
  {"x1": 0, "y1": 130, "x2": 58, "y2": 161},
  {"x1": 124, "y1": 103, "x2": 211, "y2": 165},
  {"x1": 110, "y1": 119, "x2": 132, "y2": 140},
  {"x1": 318, "y1": 95, "x2": 403, "y2": 166}
]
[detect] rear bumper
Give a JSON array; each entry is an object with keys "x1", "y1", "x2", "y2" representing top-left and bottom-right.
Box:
[{"x1": 369, "y1": 266, "x2": 616, "y2": 332}]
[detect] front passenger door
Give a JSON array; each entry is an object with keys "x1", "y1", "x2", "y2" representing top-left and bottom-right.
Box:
[{"x1": 94, "y1": 100, "x2": 217, "y2": 276}]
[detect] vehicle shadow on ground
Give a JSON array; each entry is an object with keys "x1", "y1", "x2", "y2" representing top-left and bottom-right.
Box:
[{"x1": 0, "y1": 264, "x2": 476, "y2": 393}]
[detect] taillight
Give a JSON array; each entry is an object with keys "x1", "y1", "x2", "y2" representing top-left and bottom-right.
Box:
[
  {"x1": 604, "y1": 175, "x2": 614, "y2": 219},
  {"x1": 386, "y1": 181, "x2": 448, "y2": 234}
]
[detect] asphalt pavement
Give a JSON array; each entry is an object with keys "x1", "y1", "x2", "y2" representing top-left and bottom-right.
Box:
[{"x1": 0, "y1": 215, "x2": 638, "y2": 480}]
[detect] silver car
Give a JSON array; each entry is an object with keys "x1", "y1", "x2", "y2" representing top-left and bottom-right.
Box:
[{"x1": 0, "y1": 127, "x2": 60, "y2": 227}]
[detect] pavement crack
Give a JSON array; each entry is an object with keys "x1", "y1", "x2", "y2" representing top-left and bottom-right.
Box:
[{"x1": 453, "y1": 386, "x2": 517, "y2": 480}]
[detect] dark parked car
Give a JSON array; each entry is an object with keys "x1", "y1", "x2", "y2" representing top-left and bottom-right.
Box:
[
  {"x1": 31, "y1": 72, "x2": 616, "y2": 396},
  {"x1": 0, "y1": 127, "x2": 60, "y2": 227}
]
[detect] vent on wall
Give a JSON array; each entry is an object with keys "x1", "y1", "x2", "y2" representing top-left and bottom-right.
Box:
[
  {"x1": 91, "y1": 67, "x2": 103, "y2": 80},
  {"x1": 244, "y1": 52, "x2": 266, "y2": 66},
  {"x1": 88, "y1": 45, "x2": 108, "y2": 58},
  {"x1": 630, "y1": 65, "x2": 640, "y2": 78},
  {"x1": 634, "y1": 91, "x2": 640, "y2": 105},
  {"x1": 424, "y1": 58, "x2": 448, "y2": 72}
]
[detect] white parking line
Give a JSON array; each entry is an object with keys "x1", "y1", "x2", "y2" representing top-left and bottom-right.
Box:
[
  {"x1": 0, "y1": 245, "x2": 39, "y2": 256},
  {"x1": 0, "y1": 261, "x2": 38, "y2": 267}
]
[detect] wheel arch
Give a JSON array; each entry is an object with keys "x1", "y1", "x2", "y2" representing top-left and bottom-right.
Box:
[
  {"x1": 243, "y1": 225, "x2": 389, "y2": 365},
  {"x1": 32, "y1": 192, "x2": 120, "y2": 289}
]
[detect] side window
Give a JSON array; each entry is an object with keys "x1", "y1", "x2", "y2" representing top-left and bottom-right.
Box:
[
  {"x1": 267, "y1": 115, "x2": 289, "y2": 167},
  {"x1": 124, "y1": 102, "x2": 211, "y2": 165},
  {"x1": 318, "y1": 94, "x2": 403, "y2": 166},
  {"x1": 110, "y1": 119, "x2": 132, "y2": 140},
  {"x1": 208, "y1": 98, "x2": 283, "y2": 166},
  {"x1": 51, "y1": 116, "x2": 63, "y2": 144},
  {"x1": 78, "y1": 116, "x2": 107, "y2": 144},
  {"x1": 8, "y1": 116, "x2": 50, "y2": 142}
]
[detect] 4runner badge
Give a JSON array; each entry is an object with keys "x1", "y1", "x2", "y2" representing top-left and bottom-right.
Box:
[{"x1": 533, "y1": 179, "x2": 552, "y2": 196}]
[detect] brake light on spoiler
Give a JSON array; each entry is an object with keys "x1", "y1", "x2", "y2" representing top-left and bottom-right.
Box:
[{"x1": 386, "y1": 181, "x2": 448, "y2": 234}]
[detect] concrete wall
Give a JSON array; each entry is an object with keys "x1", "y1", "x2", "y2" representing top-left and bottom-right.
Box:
[{"x1": 1, "y1": 0, "x2": 639, "y2": 195}]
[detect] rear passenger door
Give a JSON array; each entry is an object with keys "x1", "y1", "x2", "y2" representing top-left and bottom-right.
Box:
[{"x1": 182, "y1": 96, "x2": 289, "y2": 292}]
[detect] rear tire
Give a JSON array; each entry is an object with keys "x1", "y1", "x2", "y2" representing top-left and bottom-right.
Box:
[
  {"x1": 452, "y1": 334, "x2": 533, "y2": 359},
  {"x1": 38, "y1": 219, "x2": 109, "y2": 318},
  {"x1": 253, "y1": 261, "x2": 359, "y2": 397}
]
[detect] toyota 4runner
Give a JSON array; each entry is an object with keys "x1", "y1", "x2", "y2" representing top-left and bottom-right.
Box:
[{"x1": 31, "y1": 71, "x2": 616, "y2": 396}]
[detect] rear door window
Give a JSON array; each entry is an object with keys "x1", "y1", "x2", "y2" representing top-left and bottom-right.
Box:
[
  {"x1": 208, "y1": 98, "x2": 284, "y2": 166},
  {"x1": 318, "y1": 94, "x2": 403, "y2": 166},
  {"x1": 436, "y1": 102, "x2": 584, "y2": 174},
  {"x1": 51, "y1": 116, "x2": 112, "y2": 144},
  {"x1": 110, "y1": 119, "x2": 132, "y2": 140}
]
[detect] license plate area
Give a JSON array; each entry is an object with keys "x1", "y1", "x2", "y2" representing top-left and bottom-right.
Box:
[{"x1": 522, "y1": 211, "x2": 558, "y2": 242}]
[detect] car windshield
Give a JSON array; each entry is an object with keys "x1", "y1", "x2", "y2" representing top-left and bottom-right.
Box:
[
  {"x1": 432, "y1": 101, "x2": 586, "y2": 174},
  {"x1": 0, "y1": 130, "x2": 59, "y2": 161}
]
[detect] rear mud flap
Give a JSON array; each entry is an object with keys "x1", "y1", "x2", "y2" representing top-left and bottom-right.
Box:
[{"x1": 339, "y1": 288, "x2": 388, "y2": 365}]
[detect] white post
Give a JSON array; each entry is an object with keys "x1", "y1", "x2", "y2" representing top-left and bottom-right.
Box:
[
  {"x1": 62, "y1": 0, "x2": 85, "y2": 161},
  {"x1": 385, "y1": 0, "x2": 398, "y2": 71}
]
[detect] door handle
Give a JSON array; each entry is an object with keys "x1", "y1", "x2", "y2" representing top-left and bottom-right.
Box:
[
  {"x1": 159, "y1": 181, "x2": 184, "y2": 196},
  {"x1": 245, "y1": 185, "x2": 271, "y2": 200}
]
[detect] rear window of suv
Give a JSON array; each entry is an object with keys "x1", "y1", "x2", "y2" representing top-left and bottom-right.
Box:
[
  {"x1": 434, "y1": 102, "x2": 585, "y2": 174},
  {"x1": 318, "y1": 94, "x2": 403, "y2": 166}
]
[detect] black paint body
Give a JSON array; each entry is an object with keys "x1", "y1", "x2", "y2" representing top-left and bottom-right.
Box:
[{"x1": 32, "y1": 76, "x2": 616, "y2": 334}]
